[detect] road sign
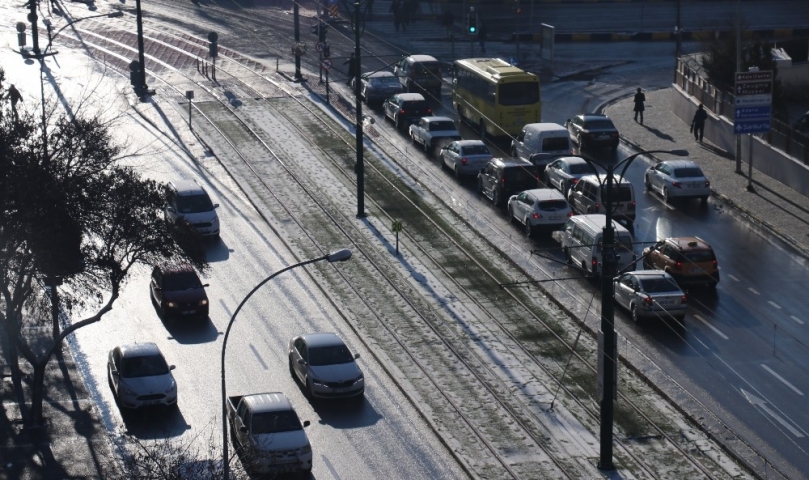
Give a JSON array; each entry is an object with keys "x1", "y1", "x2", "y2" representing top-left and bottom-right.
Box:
[
  {"x1": 734, "y1": 69, "x2": 772, "y2": 134},
  {"x1": 316, "y1": 42, "x2": 324, "y2": 53},
  {"x1": 320, "y1": 58, "x2": 332, "y2": 70}
]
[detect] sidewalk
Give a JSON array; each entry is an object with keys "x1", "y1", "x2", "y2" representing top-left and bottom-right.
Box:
[{"x1": 604, "y1": 88, "x2": 809, "y2": 257}]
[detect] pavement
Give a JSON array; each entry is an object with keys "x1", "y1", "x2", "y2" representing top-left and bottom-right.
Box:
[{"x1": 4, "y1": 14, "x2": 809, "y2": 480}]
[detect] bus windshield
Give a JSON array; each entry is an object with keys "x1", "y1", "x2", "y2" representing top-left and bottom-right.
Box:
[{"x1": 498, "y1": 82, "x2": 540, "y2": 106}]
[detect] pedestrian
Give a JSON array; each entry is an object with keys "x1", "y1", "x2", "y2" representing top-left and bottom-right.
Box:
[
  {"x1": 344, "y1": 53, "x2": 357, "y2": 85},
  {"x1": 391, "y1": 0, "x2": 403, "y2": 31},
  {"x1": 633, "y1": 87, "x2": 645, "y2": 124},
  {"x1": 691, "y1": 103, "x2": 708, "y2": 142},
  {"x1": 399, "y1": 0, "x2": 410, "y2": 29},
  {"x1": 441, "y1": 9, "x2": 454, "y2": 37},
  {"x1": 366, "y1": 0, "x2": 374, "y2": 20},
  {"x1": 6, "y1": 84, "x2": 22, "y2": 122},
  {"x1": 406, "y1": 0, "x2": 419, "y2": 24},
  {"x1": 478, "y1": 22, "x2": 488, "y2": 53}
]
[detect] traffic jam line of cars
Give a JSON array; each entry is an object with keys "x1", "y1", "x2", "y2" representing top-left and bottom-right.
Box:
[
  {"x1": 107, "y1": 180, "x2": 366, "y2": 476},
  {"x1": 365, "y1": 55, "x2": 719, "y2": 330}
]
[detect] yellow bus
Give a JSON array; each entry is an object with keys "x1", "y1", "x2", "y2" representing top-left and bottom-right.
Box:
[{"x1": 452, "y1": 58, "x2": 541, "y2": 138}]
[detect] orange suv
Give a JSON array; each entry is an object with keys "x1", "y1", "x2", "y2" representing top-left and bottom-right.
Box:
[{"x1": 642, "y1": 237, "x2": 719, "y2": 289}]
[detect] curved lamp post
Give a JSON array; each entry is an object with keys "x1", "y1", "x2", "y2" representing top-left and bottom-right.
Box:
[
  {"x1": 221, "y1": 248, "x2": 352, "y2": 479},
  {"x1": 576, "y1": 148, "x2": 688, "y2": 471},
  {"x1": 43, "y1": 11, "x2": 124, "y2": 57}
]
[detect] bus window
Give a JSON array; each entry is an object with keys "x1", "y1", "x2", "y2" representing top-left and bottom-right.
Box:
[{"x1": 498, "y1": 82, "x2": 540, "y2": 106}]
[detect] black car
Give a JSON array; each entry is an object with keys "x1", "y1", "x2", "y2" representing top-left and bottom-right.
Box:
[
  {"x1": 565, "y1": 114, "x2": 620, "y2": 152},
  {"x1": 383, "y1": 92, "x2": 432, "y2": 130},
  {"x1": 351, "y1": 71, "x2": 404, "y2": 105},
  {"x1": 477, "y1": 157, "x2": 540, "y2": 206},
  {"x1": 150, "y1": 262, "x2": 209, "y2": 319}
]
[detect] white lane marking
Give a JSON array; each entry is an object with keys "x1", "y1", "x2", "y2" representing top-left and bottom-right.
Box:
[
  {"x1": 693, "y1": 314, "x2": 729, "y2": 340},
  {"x1": 728, "y1": 274, "x2": 740, "y2": 282},
  {"x1": 748, "y1": 287, "x2": 760, "y2": 295},
  {"x1": 768, "y1": 301, "x2": 782, "y2": 309},
  {"x1": 761, "y1": 364, "x2": 804, "y2": 396},
  {"x1": 791, "y1": 315, "x2": 805, "y2": 325},
  {"x1": 741, "y1": 388, "x2": 805, "y2": 438}
]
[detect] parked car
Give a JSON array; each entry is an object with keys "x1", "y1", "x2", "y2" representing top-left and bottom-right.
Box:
[
  {"x1": 613, "y1": 270, "x2": 688, "y2": 324},
  {"x1": 440, "y1": 140, "x2": 492, "y2": 178},
  {"x1": 409, "y1": 116, "x2": 462, "y2": 155},
  {"x1": 350, "y1": 71, "x2": 404, "y2": 105},
  {"x1": 644, "y1": 159, "x2": 711, "y2": 203},
  {"x1": 150, "y1": 262, "x2": 209, "y2": 319},
  {"x1": 544, "y1": 156, "x2": 598, "y2": 195},
  {"x1": 383, "y1": 93, "x2": 432, "y2": 130},
  {"x1": 567, "y1": 174, "x2": 636, "y2": 226},
  {"x1": 164, "y1": 179, "x2": 220, "y2": 238},
  {"x1": 642, "y1": 236, "x2": 719, "y2": 288},
  {"x1": 793, "y1": 110, "x2": 809, "y2": 135},
  {"x1": 478, "y1": 157, "x2": 540, "y2": 206},
  {"x1": 510, "y1": 122, "x2": 573, "y2": 175},
  {"x1": 507, "y1": 188, "x2": 573, "y2": 236},
  {"x1": 394, "y1": 54, "x2": 443, "y2": 99},
  {"x1": 107, "y1": 342, "x2": 177, "y2": 409},
  {"x1": 565, "y1": 114, "x2": 620, "y2": 152},
  {"x1": 555, "y1": 214, "x2": 636, "y2": 276},
  {"x1": 288, "y1": 333, "x2": 365, "y2": 399}
]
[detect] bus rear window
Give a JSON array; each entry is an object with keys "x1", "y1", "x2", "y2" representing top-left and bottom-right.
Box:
[{"x1": 498, "y1": 82, "x2": 540, "y2": 106}]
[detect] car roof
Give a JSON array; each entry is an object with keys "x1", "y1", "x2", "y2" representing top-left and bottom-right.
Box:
[
  {"x1": 407, "y1": 54, "x2": 439, "y2": 63},
  {"x1": 364, "y1": 71, "x2": 395, "y2": 78},
  {"x1": 395, "y1": 93, "x2": 426, "y2": 101},
  {"x1": 579, "y1": 173, "x2": 631, "y2": 185},
  {"x1": 666, "y1": 236, "x2": 713, "y2": 250},
  {"x1": 118, "y1": 342, "x2": 162, "y2": 358},
  {"x1": 489, "y1": 157, "x2": 535, "y2": 168},
  {"x1": 242, "y1": 392, "x2": 295, "y2": 413},
  {"x1": 578, "y1": 114, "x2": 611, "y2": 121},
  {"x1": 300, "y1": 332, "x2": 347, "y2": 348},
  {"x1": 624, "y1": 270, "x2": 673, "y2": 279},
  {"x1": 455, "y1": 139, "x2": 486, "y2": 147},
  {"x1": 421, "y1": 116, "x2": 454, "y2": 123},
  {"x1": 660, "y1": 159, "x2": 700, "y2": 169},
  {"x1": 157, "y1": 261, "x2": 198, "y2": 276},
  {"x1": 522, "y1": 188, "x2": 566, "y2": 200},
  {"x1": 169, "y1": 180, "x2": 206, "y2": 196},
  {"x1": 555, "y1": 156, "x2": 589, "y2": 165},
  {"x1": 570, "y1": 214, "x2": 632, "y2": 234}
]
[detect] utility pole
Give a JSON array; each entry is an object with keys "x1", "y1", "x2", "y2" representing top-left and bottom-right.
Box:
[
  {"x1": 353, "y1": 1, "x2": 366, "y2": 218},
  {"x1": 135, "y1": 0, "x2": 149, "y2": 97},
  {"x1": 294, "y1": 0, "x2": 302, "y2": 81},
  {"x1": 734, "y1": 0, "x2": 742, "y2": 173}
]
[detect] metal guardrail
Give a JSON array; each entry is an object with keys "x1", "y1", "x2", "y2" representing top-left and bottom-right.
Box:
[{"x1": 675, "y1": 57, "x2": 809, "y2": 164}]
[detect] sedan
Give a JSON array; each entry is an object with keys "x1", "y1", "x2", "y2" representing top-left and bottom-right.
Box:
[
  {"x1": 565, "y1": 114, "x2": 620, "y2": 152},
  {"x1": 644, "y1": 159, "x2": 711, "y2": 202},
  {"x1": 507, "y1": 188, "x2": 574, "y2": 237},
  {"x1": 613, "y1": 271, "x2": 688, "y2": 324},
  {"x1": 107, "y1": 342, "x2": 177, "y2": 410},
  {"x1": 440, "y1": 140, "x2": 492, "y2": 178},
  {"x1": 544, "y1": 156, "x2": 597, "y2": 194},
  {"x1": 288, "y1": 333, "x2": 364, "y2": 400},
  {"x1": 350, "y1": 71, "x2": 404, "y2": 105}
]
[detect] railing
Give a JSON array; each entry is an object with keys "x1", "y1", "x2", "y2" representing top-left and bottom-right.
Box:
[{"x1": 675, "y1": 57, "x2": 809, "y2": 164}]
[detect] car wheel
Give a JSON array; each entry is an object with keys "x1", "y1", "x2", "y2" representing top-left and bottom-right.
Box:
[
  {"x1": 288, "y1": 356, "x2": 295, "y2": 378},
  {"x1": 577, "y1": 134, "x2": 585, "y2": 150},
  {"x1": 511, "y1": 148, "x2": 518, "y2": 157},
  {"x1": 492, "y1": 189, "x2": 501, "y2": 206},
  {"x1": 423, "y1": 140, "x2": 429, "y2": 153},
  {"x1": 631, "y1": 303, "x2": 640, "y2": 323},
  {"x1": 395, "y1": 116, "x2": 401, "y2": 130},
  {"x1": 454, "y1": 166, "x2": 462, "y2": 179},
  {"x1": 477, "y1": 178, "x2": 484, "y2": 195},
  {"x1": 700, "y1": 195, "x2": 709, "y2": 203},
  {"x1": 306, "y1": 379, "x2": 316, "y2": 399},
  {"x1": 508, "y1": 206, "x2": 516, "y2": 224},
  {"x1": 524, "y1": 220, "x2": 533, "y2": 238},
  {"x1": 410, "y1": 133, "x2": 416, "y2": 145},
  {"x1": 644, "y1": 175, "x2": 652, "y2": 191},
  {"x1": 563, "y1": 247, "x2": 571, "y2": 263},
  {"x1": 663, "y1": 187, "x2": 671, "y2": 203}
]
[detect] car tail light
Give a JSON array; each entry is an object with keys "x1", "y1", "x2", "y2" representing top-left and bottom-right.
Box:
[
  {"x1": 501, "y1": 178, "x2": 506, "y2": 186},
  {"x1": 592, "y1": 257, "x2": 598, "y2": 268},
  {"x1": 674, "y1": 261, "x2": 683, "y2": 270},
  {"x1": 628, "y1": 201, "x2": 636, "y2": 211},
  {"x1": 568, "y1": 211, "x2": 575, "y2": 217},
  {"x1": 681, "y1": 294, "x2": 688, "y2": 303},
  {"x1": 705, "y1": 180, "x2": 711, "y2": 187},
  {"x1": 571, "y1": 178, "x2": 579, "y2": 184},
  {"x1": 643, "y1": 296, "x2": 653, "y2": 306},
  {"x1": 595, "y1": 203, "x2": 600, "y2": 210},
  {"x1": 400, "y1": 108, "x2": 406, "y2": 115},
  {"x1": 610, "y1": 132, "x2": 619, "y2": 137},
  {"x1": 461, "y1": 157, "x2": 468, "y2": 165},
  {"x1": 672, "y1": 181, "x2": 682, "y2": 188},
  {"x1": 532, "y1": 212, "x2": 541, "y2": 219},
  {"x1": 427, "y1": 108, "x2": 433, "y2": 115}
]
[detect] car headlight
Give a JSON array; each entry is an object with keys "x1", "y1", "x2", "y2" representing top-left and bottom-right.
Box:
[
  {"x1": 353, "y1": 375, "x2": 364, "y2": 385},
  {"x1": 300, "y1": 444, "x2": 312, "y2": 455},
  {"x1": 311, "y1": 377, "x2": 325, "y2": 387},
  {"x1": 166, "y1": 301, "x2": 177, "y2": 308},
  {"x1": 198, "y1": 299, "x2": 208, "y2": 306},
  {"x1": 122, "y1": 386, "x2": 136, "y2": 396},
  {"x1": 165, "y1": 380, "x2": 177, "y2": 394}
]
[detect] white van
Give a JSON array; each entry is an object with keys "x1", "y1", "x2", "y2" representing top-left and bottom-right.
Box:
[
  {"x1": 510, "y1": 123, "x2": 573, "y2": 174},
  {"x1": 568, "y1": 174, "x2": 636, "y2": 226},
  {"x1": 164, "y1": 180, "x2": 220, "y2": 238},
  {"x1": 556, "y1": 214, "x2": 636, "y2": 276}
]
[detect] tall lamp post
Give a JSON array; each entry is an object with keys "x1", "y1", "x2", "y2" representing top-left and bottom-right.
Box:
[
  {"x1": 577, "y1": 148, "x2": 688, "y2": 471},
  {"x1": 221, "y1": 249, "x2": 352, "y2": 479},
  {"x1": 351, "y1": 0, "x2": 366, "y2": 218}
]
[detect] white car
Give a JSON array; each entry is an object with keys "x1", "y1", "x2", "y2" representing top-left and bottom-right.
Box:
[
  {"x1": 544, "y1": 156, "x2": 597, "y2": 195},
  {"x1": 644, "y1": 159, "x2": 711, "y2": 203},
  {"x1": 107, "y1": 342, "x2": 177, "y2": 409},
  {"x1": 439, "y1": 140, "x2": 492, "y2": 178},
  {"x1": 288, "y1": 333, "x2": 364, "y2": 399},
  {"x1": 507, "y1": 188, "x2": 573, "y2": 237},
  {"x1": 613, "y1": 270, "x2": 688, "y2": 324}
]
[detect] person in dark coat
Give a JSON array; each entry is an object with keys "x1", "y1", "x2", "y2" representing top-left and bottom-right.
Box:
[
  {"x1": 391, "y1": 0, "x2": 405, "y2": 31},
  {"x1": 633, "y1": 87, "x2": 646, "y2": 124},
  {"x1": 691, "y1": 104, "x2": 708, "y2": 142},
  {"x1": 344, "y1": 53, "x2": 357, "y2": 86},
  {"x1": 6, "y1": 84, "x2": 22, "y2": 122},
  {"x1": 478, "y1": 22, "x2": 488, "y2": 53},
  {"x1": 365, "y1": 0, "x2": 374, "y2": 20}
]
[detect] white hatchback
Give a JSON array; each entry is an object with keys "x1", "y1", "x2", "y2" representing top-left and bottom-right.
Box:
[
  {"x1": 644, "y1": 159, "x2": 711, "y2": 203},
  {"x1": 107, "y1": 342, "x2": 177, "y2": 410},
  {"x1": 507, "y1": 188, "x2": 573, "y2": 237},
  {"x1": 440, "y1": 140, "x2": 493, "y2": 178}
]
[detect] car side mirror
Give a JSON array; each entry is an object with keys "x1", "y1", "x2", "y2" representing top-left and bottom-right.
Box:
[
  {"x1": 153, "y1": 286, "x2": 162, "y2": 291},
  {"x1": 214, "y1": 204, "x2": 220, "y2": 209},
  {"x1": 297, "y1": 359, "x2": 307, "y2": 365},
  {"x1": 166, "y1": 206, "x2": 176, "y2": 213},
  {"x1": 354, "y1": 353, "x2": 360, "y2": 360},
  {"x1": 303, "y1": 420, "x2": 311, "y2": 428},
  {"x1": 203, "y1": 283, "x2": 210, "y2": 288},
  {"x1": 239, "y1": 426, "x2": 247, "y2": 433},
  {"x1": 111, "y1": 369, "x2": 119, "y2": 376},
  {"x1": 170, "y1": 365, "x2": 176, "y2": 371}
]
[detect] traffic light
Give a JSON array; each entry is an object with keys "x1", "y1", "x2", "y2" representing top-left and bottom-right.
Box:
[
  {"x1": 467, "y1": 14, "x2": 478, "y2": 34},
  {"x1": 16, "y1": 22, "x2": 26, "y2": 48},
  {"x1": 324, "y1": 43, "x2": 331, "y2": 58},
  {"x1": 312, "y1": 22, "x2": 328, "y2": 42},
  {"x1": 208, "y1": 31, "x2": 218, "y2": 58}
]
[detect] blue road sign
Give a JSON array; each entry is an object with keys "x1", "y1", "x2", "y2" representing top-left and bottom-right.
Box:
[
  {"x1": 735, "y1": 106, "x2": 771, "y2": 120},
  {"x1": 734, "y1": 119, "x2": 772, "y2": 134}
]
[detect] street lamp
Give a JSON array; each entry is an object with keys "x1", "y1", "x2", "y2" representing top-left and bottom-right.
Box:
[
  {"x1": 576, "y1": 148, "x2": 688, "y2": 471},
  {"x1": 351, "y1": 0, "x2": 367, "y2": 218},
  {"x1": 43, "y1": 11, "x2": 124, "y2": 56},
  {"x1": 220, "y1": 249, "x2": 352, "y2": 479}
]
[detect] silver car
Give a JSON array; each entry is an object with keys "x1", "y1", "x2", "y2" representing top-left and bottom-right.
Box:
[
  {"x1": 613, "y1": 270, "x2": 688, "y2": 324},
  {"x1": 288, "y1": 333, "x2": 364, "y2": 399},
  {"x1": 440, "y1": 140, "x2": 492, "y2": 178},
  {"x1": 351, "y1": 71, "x2": 404, "y2": 105},
  {"x1": 107, "y1": 342, "x2": 177, "y2": 409},
  {"x1": 544, "y1": 156, "x2": 597, "y2": 195},
  {"x1": 644, "y1": 159, "x2": 711, "y2": 203},
  {"x1": 507, "y1": 188, "x2": 573, "y2": 236}
]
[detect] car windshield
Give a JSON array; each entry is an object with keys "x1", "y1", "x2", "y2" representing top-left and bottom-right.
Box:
[
  {"x1": 569, "y1": 163, "x2": 595, "y2": 174},
  {"x1": 176, "y1": 194, "x2": 214, "y2": 214},
  {"x1": 584, "y1": 120, "x2": 616, "y2": 130},
  {"x1": 251, "y1": 411, "x2": 302, "y2": 434},
  {"x1": 673, "y1": 167, "x2": 704, "y2": 178},
  {"x1": 371, "y1": 76, "x2": 399, "y2": 86},
  {"x1": 121, "y1": 354, "x2": 169, "y2": 378},
  {"x1": 430, "y1": 121, "x2": 455, "y2": 131},
  {"x1": 402, "y1": 101, "x2": 429, "y2": 113},
  {"x1": 163, "y1": 271, "x2": 202, "y2": 291},
  {"x1": 538, "y1": 200, "x2": 569, "y2": 211},
  {"x1": 308, "y1": 345, "x2": 354, "y2": 366},
  {"x1": 504, "y1": 166, "x2": 539, "y2": 189},
  {"x1": 640, "y1": 277, "x2": 681, "y2": 294},
  {"x1": 462, "y1": 145, "x2": 490, "y2": 155},
  {"x1": 498, "y1": 81, "x2": 540, "y2": 106}
]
